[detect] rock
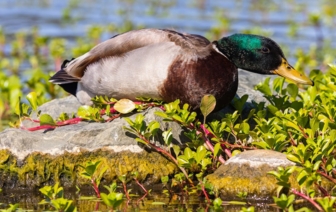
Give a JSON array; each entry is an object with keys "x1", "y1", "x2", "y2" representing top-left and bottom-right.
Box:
[
  {"x1": 206, "y1": 149, "x2": 334, "y2": 201},
  {"x1": 0, "y1": 96, "x2": 187, "y2": 188},
  {"x1": 206, "y1": 149, "x2": 296, "y2": 201},
  {"x1": 2, "y1": 95, "x2": 187, "y2": 161},
  {"x1": 237, "y1": 69, "x2": 273, "y2": 104}
]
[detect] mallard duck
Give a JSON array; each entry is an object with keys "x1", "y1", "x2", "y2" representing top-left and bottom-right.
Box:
[{"x1": 50, "y1": 28, "x2": 313, "y2": 111}]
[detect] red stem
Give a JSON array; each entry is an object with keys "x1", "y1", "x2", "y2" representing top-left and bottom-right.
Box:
[
  {"x1": 317, "y1": 170, "x2": 336, "y2": 184},
  {"x1": 24, "y1": 125, "x2": 56, "y2": 131},
  {"x1": 314, "y1": 182, "x2": 329, "y2": 197},
  {"x1": 200, "y1": 181, "x2": 211, "y2": 204},
  {"x1": 56, "y1": 117, "x2": 83, "y2": 126},
  {"x1": 122, "y1": 182, "x2": 130, "y2": 200},
  {"x1": 139, "y1": 134, "x2": 194, "y2": 187},
  {"x1": 136, "y1": 193, "x2": 148, "y2": 205},
  {"x1": 200, "y1": 124, "x2": 226, "y2": 164},
  {"x1": 23, "y1": 117, "x2": 83, "y2": 131},
  {"x1": 224, "y1": 149, "x2": 232, "y2": 158},
  {"x1": 291, "y1": 189, "x2": 323, "y2": 211},
  {"x1": 91, "y1": 178, "x2": 101, "y2": 198},
  {"x1": 298, "y1": 126, "x2": 309, "y2": 139},
  {"x1": 134, "y1": 178, "x2": 148, "y2": 194}
]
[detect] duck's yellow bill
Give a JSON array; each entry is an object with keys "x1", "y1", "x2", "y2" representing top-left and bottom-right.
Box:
[{"x1": 272, "y1": 58, "x2": 314, "y2": 86}]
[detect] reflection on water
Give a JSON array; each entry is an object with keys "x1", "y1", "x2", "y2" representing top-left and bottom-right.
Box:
[{"x1": 1, "y1": 186, "x2": 279, "y2": 211}]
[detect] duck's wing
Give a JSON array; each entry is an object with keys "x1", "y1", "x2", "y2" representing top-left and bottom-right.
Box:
[{"x1": 50, "y1": 28, "x2": 211, "y2": 84}]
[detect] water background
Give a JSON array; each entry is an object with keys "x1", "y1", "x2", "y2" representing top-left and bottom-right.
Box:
[{"x1": 0, "y1": 0, "x2": 335, "y2": 63}]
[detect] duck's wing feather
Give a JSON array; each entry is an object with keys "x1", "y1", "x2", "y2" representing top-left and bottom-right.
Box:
[{"x1": 50, "y1": 28, "x2": 211, "y2": 84}]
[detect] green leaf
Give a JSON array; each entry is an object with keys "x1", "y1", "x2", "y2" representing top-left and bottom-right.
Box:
[
  {"x1": 240, "y1": 122, "x2": 250, "y2": 134},
  {"x1": 328, "y1": 63, "x2": 336, "y2": 71},
  {"x1": 39, "y1": 114, "x2": 56, "y2": 126},
  {"x1": 286, "y1": 154, "x2": 301, "y2": 164},
  {"x1": 184, "y1": 147, "x2": 194, "y2": 159},
  {"x1": 227, "y1": 200, "x2": 246, "y2": 205},
  {"x1": 172, "y1": 114, "x2": 183, "y2": 123},
  {"x1": 162, "y1": 129, "x2": 173, "y2": 145},
  {"x1": 195, "y1": 145, "x2": 207, "y2": 164},
  {"x1": 273, "y1": 77, "x2": 285, "y2": 93},
  {"x1": 100, "y1": 193, "x2": 112, "y2": 207},
  {"x1": 14, "y1": 97, "x2": 30, "y2": 117},
  {"x1": 231, "y1": 149, "x2": 241, "y2": 157},
  {"x1": 77, "y1": 105, "x2": 93, "y2": 118},
  {"x1": 252, "y1": 141, "x2": 270, "y2": 149},
  {"x1": 26, "y1": 91, "x2": 38, "y2": 110},
  {"x1": 213, "y1": 197, "x2": 222, "y2": 209},
  {"x1": 267, "y1": 105, "x2": 279, "y2": 115},
  {"x1": 213, "y1": 142, "x2": 222, "y2": 157},
  {"x1": 151, "y1": 202, "x2": 166, "y2": 205},
  {"x1": 200, "y1": 94, "x2": 216, "y2": 123},
  {"x1": 255, "y1": 77, "x2": 272, "y2": 96},
  {"x1": 148, "y1": 121, "x2": 160, "y2": 135},
  {"x1": 286, "y1": 83, "x2": 298, "y2": 99},
  {"x1": 5, "y1": 203, "x2": 19, "y2": 212},
  {"x1": 316, "y1": 196, "x2": 336, "y2": 212},
  {"x1": 161, "y1": 175, "x2": 169, "y2": 184},
  {"x1": 114, "y1": 99, "x2": 136, "y2": 114},
  {"x1": 232, "y1": 94, "x2": 248, "y2": 114},
  {"x1": 135, "y1": 138, "x2": 147, "y2": 145},
  {"x1": 177, "y1": 155, "x2": 189, "y2": 165}
]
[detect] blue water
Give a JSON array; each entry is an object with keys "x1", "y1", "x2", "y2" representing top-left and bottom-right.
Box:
[{"x1": 0, "y1": 0, "x2": 335, "y2": 65}]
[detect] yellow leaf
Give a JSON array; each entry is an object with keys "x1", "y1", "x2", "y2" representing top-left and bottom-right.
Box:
[{"x1": 114, "y1": 99, "x2": 136, "y2": 114}]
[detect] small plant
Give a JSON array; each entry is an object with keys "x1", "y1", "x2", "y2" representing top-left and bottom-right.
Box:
[
  {"x1": 100, "y1": 182, "x2": 124, "y2": 211},
  {"x1": 79, "y1": 160, "x2": 107, "y2": 198},
  {"x1": 272, "y1": 193, "x2": 296, "y2": 211},
  {"x1": 0, "y1": 204, "x2": 19, "y2": 212},
  {"x1": 39, "y1": 182, "x2": 77, "y2": 212},
  {"x1": 239, "y1": 206, "x2": 255, "y2": 212},
  {"x1": 212, "y1": 197, "x2": 223, "y2": 211},
  {"x1": 117, "y1": 174, "x2": 131, "y2": 201},
  {"x1": 124, "y1": 111, "x2": 194, "y2": 186}
]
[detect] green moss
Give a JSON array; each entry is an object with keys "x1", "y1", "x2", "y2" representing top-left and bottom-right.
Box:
[
  {"x1": 207, "y1": 162, "x2": 334, "y2": 201},
  {"x1": 0, "y1": 149, "x2": 177, "y2": 189}
]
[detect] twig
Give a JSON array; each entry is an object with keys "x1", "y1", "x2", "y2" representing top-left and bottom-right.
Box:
[
  {"x1": 291, "y1": 189, "x2": 323, "y2": 211},
  {"x1": 122, "y1": 181, "x2": 130, "y2": 200},
  {"x1": 199, "y1": 181, "x2": 211, "y2": 204},
  {"x1": 317, "y1": 170, "x2": 336, "y2": 184},
  {"x1": 133, "y1": 178, "x2": 148, "y2": 194}
]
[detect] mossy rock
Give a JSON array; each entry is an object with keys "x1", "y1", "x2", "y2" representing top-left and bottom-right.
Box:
[
  {"x1": 0, "y1": 149, "x2": 177, "y2": 190},
  {"x1": 206, "y1": 149, "x2": 334, "y2": 201}
]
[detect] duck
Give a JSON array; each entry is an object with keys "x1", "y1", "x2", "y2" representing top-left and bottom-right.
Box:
[{"x1": 49, "y1": 28, "x2": 313, "y2": 111}]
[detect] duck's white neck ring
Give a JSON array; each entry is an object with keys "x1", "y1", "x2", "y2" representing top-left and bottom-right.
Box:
[{"x1": 212, "y1": 43, "x2": 230, "y2": 61}]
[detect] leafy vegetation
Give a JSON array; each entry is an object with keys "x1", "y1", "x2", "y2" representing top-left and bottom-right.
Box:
[{"x1": 1, "y1": 0, "x2": 336, "y2": 211}]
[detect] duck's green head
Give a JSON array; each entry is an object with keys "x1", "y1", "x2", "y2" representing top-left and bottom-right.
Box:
[{"x1": 216, "y1": 34, "x2": 313, "y2": 85}]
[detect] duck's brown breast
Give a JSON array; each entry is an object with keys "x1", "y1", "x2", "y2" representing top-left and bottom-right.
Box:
[{"x1": 159, "y1": 50, "x2": 238, "y2": 111}]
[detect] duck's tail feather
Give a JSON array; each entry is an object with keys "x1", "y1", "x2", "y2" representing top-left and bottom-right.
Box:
[
  {"x1": 50, "y1": 58, "x2": 80, "y2": 96},
  {"x1": 49, "y1": 69, "x2": 80, "y2": 84}
]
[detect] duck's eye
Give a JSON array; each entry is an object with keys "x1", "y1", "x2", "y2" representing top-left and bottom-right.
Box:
[{"x1": 260, "y1": 47, "x2": 270, "y2": 53}]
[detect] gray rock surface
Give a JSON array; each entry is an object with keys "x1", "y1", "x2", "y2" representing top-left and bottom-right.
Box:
[
  {"x1": 206, "y1": 149, "x2": 296, "y2": 200},
  {"x1": 0, "y1": 71, "x2": 272, "y2": 161},
  {"x1": 225, "y1": 149, "x2": 295, "y2": 168},
  {"x1": 0, "y1": 96, "x2": 186, "y2": 160},
  {"x1": 237, "y1": 69, "x2": 273, "y2": 103}
]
